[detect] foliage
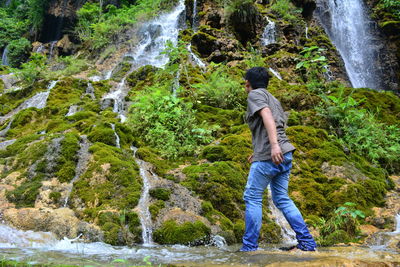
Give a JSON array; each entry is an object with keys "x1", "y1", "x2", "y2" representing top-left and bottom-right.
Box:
[
  {"x1": 47, "y1": 56, "x2": 89, "y2": 78},
  {"x1": 380, "y1": 0, "x2": 400, "y2": 20},
  {"x1": 316, "y1": 202, "x2": 365, "y2": 246},
  {"x1": 75, "y1": 0, "x2": 179, "y2": 50},
  {"x1": 270, "y1": 0, "x2": 301, "y2": 23},
  {"x1": 13, "y1": 53, "x2": 47, "y2": 86},
  {"x1": 191, "y1": 63, "x2": 246, "y2": 110},
  {"x1": 128, "y1": 85, "x2": 212, "y2": 159},
  {"x1": 318, "y1": 89, "x2": 400, "y2": 172},
  {"x1": 296, "y1": 46, "x2": 328, "y2": 81},
  {"x1": 0, "y1": 8, "x2": 29, "y2": 49},
  {"x1": 244, "y1": 47, "x2": 265, "y2": 68},
  {"x1": 7, "y1": 38, "x2": 31, "y2": 67},
  {"x1": 153, "y1": 220, "x2": 211, "y2": 245}
]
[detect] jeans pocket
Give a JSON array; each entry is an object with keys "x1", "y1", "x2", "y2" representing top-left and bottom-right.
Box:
[{"x1": 283, "y1": 152, "x2": 293, "y2": 165}]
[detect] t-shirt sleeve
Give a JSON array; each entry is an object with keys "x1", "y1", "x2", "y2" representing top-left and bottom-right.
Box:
[{"x1": 247, "y1": 90, "x2": 269, "y2": 117}]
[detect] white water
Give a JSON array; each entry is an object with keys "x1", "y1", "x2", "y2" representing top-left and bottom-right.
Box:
[
  {"x1": 192, "y1": 0, "x2": 199, "y2": 31},
  {"x1": 267, "y1": 185, "x2": 296, "y2": 244},
  {"x1": 63, "y1": 135, "x2": 90, "y2": 207},
  {"x1": 111, "y1": 123, "x2": 121, "y2": 148},
  {"x1": 131, "y1": 146, "x2": 154, "y2": 246},
  {"x1": 0, "y1": 119, "x2": 12, "y2": 137},
  {"x1": 102, "y1": 0, "x2": 185, "y2": 122},
  {"x1": 85, "y1": 82, "x2": 96, "y2": 99},
  {"x1": 49, "y1": 41, "x2": 57, "y2": 60},
  {"x1": 261, "y1": 17, "x2": 277, "y2": 46},
  {"x1": 65, "y1": 105, "x2": 79, "y2": 117},
  {"x1": 35, "y1": 44, "x2": 45, "y2": 54},
  {"x1": 187, "y1": 44, "x2": 206, "y2": 68},
  {"x1": 1, "y1": 45, "x2": 9, "y2": 66},
  {"x1": 268, "y1": 68, "x2": 282, "y2": 80},
  {"x1": 315, "y1": 0, "x2": 383, "y2": 90},
  {"x1": 0, "y1": 139, "x2": 16, "y2": 150},
  {"x1": 393, "y1": 214, "x2": 400, "y2": 234},
  {"x1": 305, "y1": 26, "x2": 309, "y2": 39}
]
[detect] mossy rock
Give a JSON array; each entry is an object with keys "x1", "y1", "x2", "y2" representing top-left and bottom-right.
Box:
[
  {"x1": 149, "y1": 188, "x2": 171, "y2": 201},
  {"x1": 126, "y1": 65, "x2": 159, "y2": 89},
  {"x1": 153, "y1": 220, "x2": 211, "y2": 245},
  {"x1": 149, "y1": 200, "x2": 165, "y2": 220},
  {"x1": 318, "y1": 230, "x2": 351, "y2": 247},
  {"x1": 87, "y1": 124, "x2": 116, "y2": 146}
]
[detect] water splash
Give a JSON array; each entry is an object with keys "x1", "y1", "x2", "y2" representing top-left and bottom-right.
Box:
[
  {"x1": 267, "y1": 185, "x2": 296, "y2": 244},
  {"x1": 261, "y1": 17, "x2": 277, "y2": 46},
  {"x1": 268, "y1": 68, "x2": 282, "y2": 80},
  {"x1": 131, "y1": 146, "x2": 154, "y2": 246},
  {"x1": 111, "y1": 124, "x2": 121, "y2": 149},
  {"x1": 1, "y1": 45, "x2": 9, "y2": 66},
  {"x1": 210, "y1": 235, "x2": 227, "y2": 249},
  {"x1": 63, "y1": 136, "x2": 90, "y2": 207},
  {"x1": 314, "y1": 0, "x2": 384, "y2": 90}
]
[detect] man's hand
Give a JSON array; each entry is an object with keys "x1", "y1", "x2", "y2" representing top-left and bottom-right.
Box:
[
  {"x1": 247, "y1": 154, "x2": 253, "y2": 163},
  {"x1": 271, "y1": 144, "x2": 283, "y2": 165}
]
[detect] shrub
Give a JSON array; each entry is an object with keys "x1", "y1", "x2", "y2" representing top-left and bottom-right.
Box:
[
  {"x1": 6, "y1": 37, "x2": 31, "y2": 67},
  {"x1": 14, "y1": 53, "x2": 47, "y2": 86},
  {"x1": 128, "y1": 86, "x2": 212, "y2": 159}
]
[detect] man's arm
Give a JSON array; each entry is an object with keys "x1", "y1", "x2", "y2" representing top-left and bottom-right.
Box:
[{"x1": 259, "y1": 107, "x2": 283, "y2": 165}]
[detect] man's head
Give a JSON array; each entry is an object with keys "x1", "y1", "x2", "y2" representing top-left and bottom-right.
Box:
[{"x1": 244, "y1": 67, "x2": 270, "y2": 93}]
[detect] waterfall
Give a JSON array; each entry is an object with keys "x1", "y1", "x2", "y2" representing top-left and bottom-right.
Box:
[
  {"x1": 49, "y1": 41, "x2": 57, "y2": 60},
  {"x1": 0, "y1": 119, "x2": 12, "y2": 137},
  {"x1": 63, "y1": 136, "x2": 90, "y2": 207},
  {"x1": 192, "y1": 0, "x2": 199, "y2": 31},
  {"x1": 393, "y1": 214, "x2": 400, "y2": 234},
  {"x1": 261, "y1": 17, "x2": 277, "y2": 46},
  {"x1": 314, "y1": 0, "x2": 384, "y2": 90},
  {"x1": 268, "y1": 68, "x2": 282, "y2": 80},
  {"x1": 102, "y1": 0, "x2": 185, "y2": 121},
  {"x1": 65, "y1": 105, "x2": 79, "y2": 117},
  {"x1": 187, "y1": 44, "x2": 206, "y2": 68},
  {"x1": 0, "y1": 80, "x2": 57, "y2": 124},
  {"x1": 35, "y1": 44, "x2": 45, "y2": 54},
  {"x1": 2, "y1": 45, "x2": 9, "y2": 66},
  {"x1": 0, "y1": 139, "x2": 16, "y2": 150},
  {"x1": 267, "y1": 185, "x2": 296, "y2": 244},
  {"x1": 305, "y1": 26, "x2": 309, "y2": 39},
  {"x1": 86, "y1": 82, "x2": 96, "y2": 99},
  {"x1": 131, "y1": 146, "x2": 154, "y2": 246},
  {"x1": 111, "y1": 123, "x2": 121, "y2": 149}
]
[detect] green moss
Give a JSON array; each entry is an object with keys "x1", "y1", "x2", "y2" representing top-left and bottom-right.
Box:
[
  {"x1": 6, "y1": 178, "x2": 42, "y2": 208},
  {"x1": 318, "y1": 230, "x2": 351, "y2": 246},
  {"x1": 136, "y1": 146, "x2": 179, "y2": 177},
  {"x1": 87, "y1": 124, "x2": 116, "y2": 146},
  {"x1": 233, "y1": 219, "x2": 245, "y2": 242},
  {"x1": 201, "y1": 201, "x2": 234, "y2": 231},
  {"x1": 182, "y1": 161, "x2": 247, "y2": 221},
  {"x1": 153, "y1": 220, "x2": 211, "y2": 245},
  {"x1": 56, "y1": 132, "x2": 80, "y2": 183},
  {"x1": 49, "y1": 191, "x2": 61, "y2": 203},
  {"x1": 111, "y1": 61, "x2": 132, "y2": 81},
  {"x1": 149, "y1": 188, "x2": 171, "y2": 201},
  {"x1": 149, "y1": 200, "x2": 165, "y2": 220},
  {"x1": 126, "y1": 65, "x2": 158, "y2": 90}
]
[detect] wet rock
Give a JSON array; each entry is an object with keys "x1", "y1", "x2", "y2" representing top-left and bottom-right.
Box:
[
  {"x1": 321, "y1": 162, "x2": 368, "y2": 183},
  {"x1": 3, "y1": 207, "x2": 102, "y2": 241}
]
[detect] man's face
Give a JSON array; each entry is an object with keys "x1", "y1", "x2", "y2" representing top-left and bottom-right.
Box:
[{"x1": 245, "y1": 80, "x2": 252, "y2": 93}]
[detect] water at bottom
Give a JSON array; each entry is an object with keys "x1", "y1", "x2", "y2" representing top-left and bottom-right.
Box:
[{"x1": 1, "y1": 242, "x2": 399, "y2": 266}]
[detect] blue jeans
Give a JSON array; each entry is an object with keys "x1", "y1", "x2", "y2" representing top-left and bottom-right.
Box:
[{"x1": 240, "y1": 152, "x2": 316, "y2": 251}]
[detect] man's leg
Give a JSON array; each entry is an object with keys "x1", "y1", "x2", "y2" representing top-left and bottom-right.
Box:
[
  {"x1": 270, "y1": 162, "x2": 317, "y2": 251},
  {"x1": 240, "y1": 161, "x2": 271, "y2": 251}
]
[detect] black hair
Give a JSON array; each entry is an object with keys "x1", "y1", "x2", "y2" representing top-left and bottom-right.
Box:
[{"x1": 245, "y1": 67, "x2": 270, "y2": 89}]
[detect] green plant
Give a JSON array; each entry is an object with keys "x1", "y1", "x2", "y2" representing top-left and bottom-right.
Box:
[
  {"x1": 270, "y1": 0, "x2": 301, "y2": 23},
  {"x1": 6, "y1": 37, "x2": 31, "y2": 67},
  {"x1": 13, "y1": 53, "x2": 47, "y2": 86},
  {"x1": 296, "y1": 46, "x2": 328, "y2": 81},
  {"x1": 192, "y1": 63, "x2": 246, "y2": 110},
  {"x1": 244, "y1": 47, "x2": 265, "y2": 68},
  {"x1": 129, "y1": 85, "x2": 212, "y2": 159},
  {"x1": 381, "y1": 0, "x2": 400, "y2": 20}
]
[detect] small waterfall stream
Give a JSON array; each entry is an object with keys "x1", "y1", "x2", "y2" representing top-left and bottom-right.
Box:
[
  {"x1": 0, "y1": 119, "x2": 12, "y2": 137},
  {"x1": 131, "y1": 146, "x2": 154, "y2": 246},
  {"x1": 261, "y1": 17, "x2": 277, "y2": 46},
  {"x1": 192, "y1": 0, "x2": 199, "y2": 31},
  {"x1": 267, "y1": 185, "x2": 296, "y2": 244},
  {"x1": 48, "y1": 41, "x2": 57, "y2": 60},
  {"x1": 393, "y1": 214, "x2": 400, "y2": 234},
  {"x1": 1, "y1": 45, "x2": 9, "y2": 66},
  {"x1": 314, "y1": 0, "x2": 384, "y2": 90},
  {"x1": 187, "y1": 44, "x2": 206, "y2": 68},
  {"x1": 63, "y1": 136, "x2": 90, "y2": 207},
  {"x1": 110, "y1": 123, "x2": 121, "y2": 148},
  {"x1": 268, "y1": 68, "x2": 282, "y2": 80}
]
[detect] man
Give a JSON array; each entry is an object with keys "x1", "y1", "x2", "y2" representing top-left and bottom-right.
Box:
[{"x1": 239, "y1": 67, "x2": 316, "y2": 252}]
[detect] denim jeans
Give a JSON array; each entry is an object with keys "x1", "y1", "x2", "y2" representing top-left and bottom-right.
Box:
[{"x1": 240, "y1": 152, "x2": 316, "y2": 251}]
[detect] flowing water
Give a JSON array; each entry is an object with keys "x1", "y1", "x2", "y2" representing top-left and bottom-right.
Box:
[
  {"x1": 261, "y1": 17, "x2": 277, "y2": 46},
  {"x1": 65, "y1": 105, "x2": 80, "y2": 117},
  {"x1": 63, "y1": 135, "x2": 90, "y2": 207},
  {"x1": 131, "y1": 146, "x2": 154, "y2": 246},
  {"x1": 0, "y1": 119, "x2": 12, "y2": 137},
  {"x1": 111, "y1": 123, "x2": 121, "y2": 149},
  {"x1": 1, "y1": 45, "x2": 9, "y2": 66},
  {"x1": 0, "y1": 80, "x2": 58, "y2": 124},
  {"x1": 192, "y1": 0, "x2": 199, "y2": 31},
  {"x1": 0, "y1": 139, "x2": 16, "y2": 150},
  {"x1": 268, "y1": 68, "x2": 282, "y2": 80},
  {"x1": 48, "y1": 41, "x2": 58, "y2": 60},
  {"x1": 267, "y1": 185, "x2": 297, "y2": 244},
  {"x1": 394, "y1": 214, "x2": 400, "y2": 234},
  {"x1": 314, "y1": 0, "x2": 384, "y2": 90},
  {"x1": 187, "y1": 43, "x2": 206, "y2": 68}
]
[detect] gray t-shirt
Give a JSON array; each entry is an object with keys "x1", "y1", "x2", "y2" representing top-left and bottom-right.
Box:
[{"x1": 245, "y1": 88, "x2": 295, "y2": 162}]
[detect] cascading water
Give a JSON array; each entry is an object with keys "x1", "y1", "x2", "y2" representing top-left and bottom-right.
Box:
[
  {"x1": 261, "y1": 17, "x2": 277, "y2": 46},
  {"x1": 0, "y1": 139, "x2": 16, "y2": 150},
  {"x1": 65, "y1": 105, "x2": 79, "y2": 117},
  {"x1": 267, "y1": 185, "x2": 296, "y2": 244},
  {"x1": 192, "y1": 0, "x2": 199, "y2": 31},
  {"x1": 269, "y1": 68, "x2": 282, "y2": 81},
  {"x1": 314, "y1": 0, "x2": 384, "y2": 90},
  {"x1": 0, "y1": 119, "x2": 12, "y2": 137},
  {"x1": 86, "y1": 82, "x2": 96, "y2": 99},
  {"x1": 111, "y1": 123, "x2": 121, "y2": 149},
  {"x1": 48, "y1": 41, "x2": 58, "y2": 60},
  {"x1": 0, "y1": 80, "x2": 58, "y2": 124},
  {"x1": 102, "y1": 0, "x2": 185, "y2": 122},
  {"x1": 131, "y1": 146, "x2": 154, "y2": 246},
  {"x1": 63, "y1": 135, "x2": 90, "y2": 207},
  {"x1": 2, "y1": 45, "x2": 9, "y2": 66},
  {"x1": 393, "y1": 214, "x2": 400, "y2": 234},
  {"x1": 187, "y1": 44, "x2": 206, "y2": 69}
]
